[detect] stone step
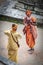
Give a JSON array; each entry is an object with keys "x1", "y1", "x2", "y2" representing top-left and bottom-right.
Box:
[{"x1": 0, "y1": 56, "x2": 17, "y2": 65}]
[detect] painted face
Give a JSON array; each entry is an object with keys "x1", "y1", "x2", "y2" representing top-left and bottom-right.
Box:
[
  {"x1": 27, "y1": 13, "x2": 31, "y2": 17},
  {"x1": 26, "y1": 10, "x2": 32, "y2": 17}
]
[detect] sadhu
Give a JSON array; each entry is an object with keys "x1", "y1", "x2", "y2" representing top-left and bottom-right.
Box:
[{"x1": 23, "y1": 10, "x2": 37, "y2": 51}]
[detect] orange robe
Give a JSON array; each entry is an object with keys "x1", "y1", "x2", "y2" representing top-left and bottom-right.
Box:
[{"x1": 23, "y1": 17, "x2": 37, "y2": 48}]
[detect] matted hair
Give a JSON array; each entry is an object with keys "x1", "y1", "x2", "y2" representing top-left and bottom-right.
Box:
[{"x1": 26, "y1": 10, "x2": 32, "y2": 15}]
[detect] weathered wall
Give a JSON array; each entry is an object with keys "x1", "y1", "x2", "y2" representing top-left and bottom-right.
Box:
[{"x1": 0, "y1": 0, "x2": 6, "y2": 4}]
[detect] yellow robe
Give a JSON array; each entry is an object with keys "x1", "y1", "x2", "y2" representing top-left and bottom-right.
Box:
[{"x1": 4, "y1": 30, "x2": 21, "y2": 63}]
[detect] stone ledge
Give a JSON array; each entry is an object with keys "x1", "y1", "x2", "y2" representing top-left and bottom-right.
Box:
[{"x1": 0, "y1": 56, "x2": 17, "y2": 65}]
